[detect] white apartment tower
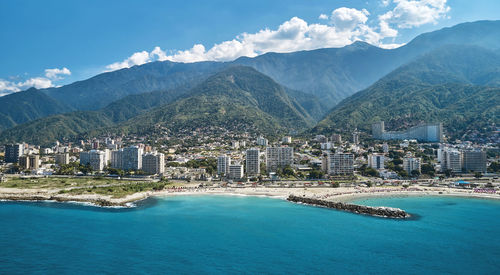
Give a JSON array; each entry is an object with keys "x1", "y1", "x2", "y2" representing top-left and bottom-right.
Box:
[
  {"x1": 403, "y1": 156, "x2": 421, "y2": 174},
  {"x1": 327, "y1": 153, "x2": 354, "y2": 175},
  {"x1": 228, "y1": 164, "x2": 244, "y2": 180},
  {"x1": 368, "y1": 154, "x2": 385, "y2": 170},
  {"x1": 217, "y1": 155, "x2": 231, "y2": 175}
]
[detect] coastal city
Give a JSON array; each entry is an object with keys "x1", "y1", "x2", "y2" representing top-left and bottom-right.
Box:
[{"x1": 1, "y1": 121, "x2": 498, "y2": 206}]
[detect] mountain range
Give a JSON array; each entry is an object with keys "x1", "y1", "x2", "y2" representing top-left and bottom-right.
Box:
[{"x1": 1, "y1": 20, "x2": 499, "y2": 145}]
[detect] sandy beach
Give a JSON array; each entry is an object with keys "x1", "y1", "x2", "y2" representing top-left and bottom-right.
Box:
[{"x1": 1, "y1": 184, "x2": 499, "y2": 207}]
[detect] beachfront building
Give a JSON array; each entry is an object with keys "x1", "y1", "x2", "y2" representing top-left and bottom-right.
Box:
[
  {"x1": 217, "y1": 155, "x2": 231, "y2": 176},
  {"x1": 327, "y1": 153, "x2": 354, "y2": 175},
  {"x1": 372, "y1": 121, "x2": 443, "y2": 142},
  {"x1": 245, "y1": 148, "x2": 260, "y2": 176},
  {"x1": 463, "y1": 150, "x2": 487, "y2": 173},
  {"x1": 368, "y1": 154, "x2": 385, "y2": 170},
  {"x1": 4, "y1": 144, "x2": 23, "y2": 163},
  {"x1": 122, "y1": 146, "x2": 143, "y2": 171},
  {"x1": 55, "y1": 153, "x2": 70, "y2": 166},
  {"x1": 441, "y1": 149, "x2": 462, "y2": 173},
  {"x1": 266, "y1": 146, "x2": 294, "y2": 173},
  {"x1": 228, "y1": 164, "x2": 244, "y2": 180},
  {"x1": 403, "y1": 156, "x2": 421, "y2": 175},
  {"x1": 80, "y1": 150, "x2": 106, "y2": 171},
  {"x1": 142, "y1": 152, "x2": 165, "y2": 175}
]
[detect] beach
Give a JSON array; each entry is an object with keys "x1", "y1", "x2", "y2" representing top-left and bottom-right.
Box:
[{"x1": 3, "y1": 182, "x2": 497, "y2": 207}]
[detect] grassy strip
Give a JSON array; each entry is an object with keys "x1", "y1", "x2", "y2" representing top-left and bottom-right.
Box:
[{"x1": 59, "y1": 181, "x2": 170, "y2": 198}]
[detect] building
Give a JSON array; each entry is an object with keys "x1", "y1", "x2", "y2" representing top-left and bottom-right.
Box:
[
  {"x1": 368, "y1": 154, "x2": 385, "y2": 170},
  {"x1": 80, "y1": 150, "x2": 106, "y2": 171},
  {"x1": 228, "y1": 164, "x2": 244, "y2": 180},
  {"x1": 320, "y1": 142, "x2": 334, "y2": 150},
  {"x1": 463, "y1": 150, "x2": 487, "y2": 173},
  {"x1": 382, "y1": 143, "x2": 389, "y2": 153},
  {"x1": 245, "y1": 148, "x2": 260, "y2": 176},
  {"x1": 217, "y1": 155, "x2": 231, "y2": 175},
  {"x1": 403, "y1": 156, "x2": 421, "y2": 174},
  {"x1": 256, "y1": 136, "x2": 268, "y2": 146},
  {"x1": 122, "y1": 146, "x2": 143, "y2": 171},
  {"x1": 55, "y1": 153, "x2": 70, "y2": 166},
  {"x1": 5, "y1": 144, "x2": 23, "y2": 163},
  {"x1": 266, "y1": 147, "x2": 293, "y2": 173},
  {"x1": 331, "y1": 134, "x2": 342, "y2": 144},
  {"x1": 142, "y1": 152, "x2": 165, "y2": 175},
  {"x1": 372, "y1": 121, "x2": 443, "y2": 142},
  {"x1": 111, "y1": 150, "x2": 123, "y2": 169},
  {"x1": 19, "y1": 156, "x2": 30, "y2": 170},
  {"x1": 282, "y1": 136, "x2": 292, "y2": 143},
  {"x1": 441, "y1": 149, "x2": 462, "y2": 173},
  {"x1": 327, "y1": 153, "x2": 354, "y2": 175},
  {"x1": 352, "y1": 132, "x2": 359, "y2": 145},
  {"x1": 29, "y1": 155, "x2": 40, "y2": 170}
]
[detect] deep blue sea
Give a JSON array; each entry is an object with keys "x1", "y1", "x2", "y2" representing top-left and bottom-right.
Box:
[{"x1": 0, "y1": 195, "x2": 499, "y2": 274}]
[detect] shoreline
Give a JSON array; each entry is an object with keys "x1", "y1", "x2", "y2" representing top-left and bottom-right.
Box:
[{"x1": 1, "y1": 186, "x2": 499, "y2": 208}]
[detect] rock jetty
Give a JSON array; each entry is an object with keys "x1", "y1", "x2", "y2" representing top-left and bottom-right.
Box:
[{"x1": 287, "y1": 195, "x2": 410, "y2": 219}]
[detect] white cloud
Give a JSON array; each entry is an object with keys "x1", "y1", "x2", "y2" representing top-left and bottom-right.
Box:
[
  {"x1": 0, "y1": 67, "x2": 73, "y2": 96},
  {"x1": 319, "y1": 14, "x2": 329, "y2": 20},
  {"x1": 45, "y1": 67, "x2": 71, "y2": 79},
  {"x1": 380, "y1": 0, "x2": 450, "y2": 29},
  {"x1": 330, "y1": 7, "x2": 369, "y2": 32},
  {"x1": 103, "y1": 2, "x2": 451, "y2": 71}
]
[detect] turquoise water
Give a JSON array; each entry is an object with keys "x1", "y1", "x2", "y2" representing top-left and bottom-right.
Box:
[{"x1": 0, "y1": 195, "x2": 499, "y2": 274}]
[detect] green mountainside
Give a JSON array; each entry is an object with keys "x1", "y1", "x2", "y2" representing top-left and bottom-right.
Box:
[
  {"x1": 313, "y1": 45, "x2": 500, "y2": 139},
  {"x1": 0, "y1": 88, "x2": 73, "y2": 131},
  {"x1": 2, "y1": 20, "x2": 499, "y2": 133},
  {"x1": 115, "y1": 66, "x2": 314, "y2": 134},
  {"x1": 0, "y1": 67, "x2": 315, "y2": 144}
]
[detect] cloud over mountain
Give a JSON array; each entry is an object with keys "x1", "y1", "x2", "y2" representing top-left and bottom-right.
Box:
[{"x1": 105, "y1": 1, "x2": 450, "y2": 71}]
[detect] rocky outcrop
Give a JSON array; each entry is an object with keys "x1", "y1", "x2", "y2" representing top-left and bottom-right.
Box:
[{"x1": 287, "y1": 195, "x2": 410, "y2": 219}]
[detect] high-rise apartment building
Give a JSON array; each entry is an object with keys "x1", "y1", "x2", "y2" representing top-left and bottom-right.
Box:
[
  {"x1": 403, "y1": 156, "x2": 421, "y2": 174},
  {"x1": 4, "y1": 144, "x2": 23, "y2": 163},
  {"x1": 142, "y1": 152, "x2": 165, "y2": 175},
  {"x1": 55, "y1": 153, "x2": 70, "y2": 166},
  {"x1": 266, "y1": 147, "x2": 293, "y2": 173},
  {"x1": 368, "y1": 154, "x2": 385, "y2": 170},
  {"x1": 441, "y1": 149, "x2": 462, "y2": 173},
  {"x1": 80, "y1": 150, "x2": 106, "y2": 171},
  {"x1": 463, "y1": 150, "x2": 487, "y2": 173},
  {"x1": 327, "y1": 153, "x2": 354, "y2": 175},
  {"x1": 372, "y1": 121, "x2": 443, "y2": 142},
  {"x1": 245, "y1": 148, "x2": 260, "y2": 176},
  {"x1": 122, "y1": 146, "x2": 143, "y2": 171},
  {"x1": 217, "y1": 155, "x2": 231, "y2": 175},
  {"x1": 228, "y1": 164, "x2": 244, "y2": 180}
]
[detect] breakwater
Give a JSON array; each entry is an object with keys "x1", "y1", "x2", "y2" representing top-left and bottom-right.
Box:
[{"x1": 287, "y1": 195, "x2": 410, "y2": 219}]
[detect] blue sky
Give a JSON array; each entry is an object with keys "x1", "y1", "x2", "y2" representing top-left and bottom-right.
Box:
[{"x1": 0, "y1": 0, "x2": 499, "y2": 95}]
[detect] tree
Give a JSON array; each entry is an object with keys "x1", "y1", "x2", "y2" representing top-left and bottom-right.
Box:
[
  {"x1": 398, "y1": 170, "x2": 408, "y2": 178},
  {"x1": 474, "y1": 172, "x2": 483, "y2": 179},
  {"x1": 421, "y1": 164, "x2": 435, "y2": 176},
  {"x1": 308, "y1": 169, "x2": 324, "y2": 179},
  {"x1": 410, "y1": 170, "x2": 420, "y2": 178},
  {"x1": 488, "y1": 161, "x2": 499, "y2": 173}
]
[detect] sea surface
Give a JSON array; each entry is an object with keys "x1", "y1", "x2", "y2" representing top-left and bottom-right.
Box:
[{"x1": 0, "y1": 195, "x2": 499, "y2": 274}]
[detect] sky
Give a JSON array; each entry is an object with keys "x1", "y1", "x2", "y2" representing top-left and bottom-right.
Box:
[{"x1": 0, "y1": 0, "x2": 499, "y2": 96}]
